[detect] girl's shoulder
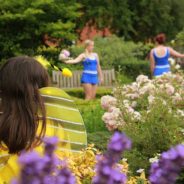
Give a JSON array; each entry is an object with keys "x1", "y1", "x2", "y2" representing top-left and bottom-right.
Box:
[
  {"x1": 93, "y1": 52, "x2": 98, "y2": 57},
  {"x1": 79, "y1": 53, "x2": 86, "y2": 58}
]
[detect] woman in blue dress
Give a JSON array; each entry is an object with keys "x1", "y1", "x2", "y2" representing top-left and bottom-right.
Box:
[
  {"x1": 64, "y1": 40, "x2": 103, "y2": 100},
  {"x1": 150, "y1": 33, "x2": 184, "y2": 77}
]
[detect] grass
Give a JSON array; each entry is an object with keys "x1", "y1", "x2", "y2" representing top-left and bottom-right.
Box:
[
  {"x1": 64, "y1": 87, "x2": 113, "y2": 99},
  {"x1": 63, "y1": 87, "x2": 112, "y2": 150},
  {"x1": 87, "y1": 131, "x2": 112, "y2": 151}
]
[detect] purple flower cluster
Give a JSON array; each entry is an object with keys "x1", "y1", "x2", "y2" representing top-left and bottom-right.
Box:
[
  {"x1": 12, "y1": 136, "x2": 76, "y2": 184},
  {"x1": 92, "y1": 132, "x2": 131, "y2": 184},
  {"x1": 149, "y1": 144, "x2": 184, "y2": 184}
]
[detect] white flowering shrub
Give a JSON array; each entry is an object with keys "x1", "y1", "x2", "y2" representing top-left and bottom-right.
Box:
[
  {"x1": 101, "y1": 72, "x2": 184, "y2": 173},
  {"x1": 101, "y1": 73, "x2": 184, "y2": 131},
  {"x1": 168, "y1": 57, "x2": 182, "y2": 73}
]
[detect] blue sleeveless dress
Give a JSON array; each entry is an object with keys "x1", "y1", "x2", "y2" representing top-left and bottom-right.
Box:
[
  {"x1": 153, "y1": 47, "x2": 170, "y2": 77},
  {"x1": 81, "y1": 54, "x2": 99, "y2": 85}
]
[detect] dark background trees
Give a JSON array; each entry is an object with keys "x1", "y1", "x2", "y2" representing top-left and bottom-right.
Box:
[{"x1": 0, "y1": 0, "x2": 184, "y2": 60}]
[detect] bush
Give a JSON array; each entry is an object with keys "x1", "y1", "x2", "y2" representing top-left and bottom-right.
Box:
[
  {"x1": 176, "y1": 29, "x2": 184, "y2": 47},
  {"x1": 124, "y1": 102, "x2": 184, "y2": 173},
  {"x1": 36, "y1": 46, "x2": 60, "y2": 63},
  {"x1": 87, "y1": 131, "x2": 112, "y2": 151},
  {"x1": 116, "y1": 58, "x2": 150, "y2": 80},
  {"x1": 0, "y1": 0, "x2": 80, "y2": 62},
  {"x1": 78, "y1": 101, "x2": 108, "y2": 133},
  {"x1": 101, "y1": 73, "x2": 184, "y2": 174}
]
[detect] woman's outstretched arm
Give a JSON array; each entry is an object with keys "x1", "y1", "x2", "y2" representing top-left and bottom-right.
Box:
[
  {"x1": 169, "y1": 48, "x2": 184, "y2": 58},
  {"x1": 64, "y1": 53, "x2": 85, "y2": 64}
]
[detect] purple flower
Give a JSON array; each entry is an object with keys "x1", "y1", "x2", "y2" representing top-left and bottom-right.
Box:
[
  {"x1": 43, "y1": 136, "x2": 58, "y2": 156},
  {"x1": 149, "y1": 144, "x2": 184, "y2": 184},
  {"x1": 57, "y1": 166, "x2": 76, "y2": 184},
  {"x1": 108, "y1": 132, "x2": 131, "y2": 153},
  {"x1": 12, "y1": 136, "x2": 76, "y2": 184},
  {"x1": 108, "y1": 132, "x2": 132, "y2": 163},
  {"x1": 93, "y1": 132, "x2": 131, "y2": 184}
]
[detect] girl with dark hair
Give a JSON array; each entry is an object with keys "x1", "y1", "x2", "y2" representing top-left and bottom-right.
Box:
[
  {"x1": 149, "y1": 33, "x2": 184, "y2": 77},
  {"x1": 0, "y1": 56, "x2": 49, "y2": 154},
  {"x1": 0, "y1": 56, "x2": 87, "y2": 182}
]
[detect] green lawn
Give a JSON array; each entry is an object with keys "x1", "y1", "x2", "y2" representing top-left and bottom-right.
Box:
[{"x1": 64, "y1": 87, "x2": 112, "y2": 151}]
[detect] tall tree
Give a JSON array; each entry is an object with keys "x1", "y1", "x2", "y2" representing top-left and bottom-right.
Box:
[
  {"x1": 0, "y1": 0, "x2": 81, "y2": 60},
  {"x1": 128, "y1": 0, "x2": 184, "y2": 41},
  {"x1": 77, "y1": 0, "x2": 133, "y2": 38},
  {"x1": 78, "y1": 0, "x2": 184, "y2": 41}
]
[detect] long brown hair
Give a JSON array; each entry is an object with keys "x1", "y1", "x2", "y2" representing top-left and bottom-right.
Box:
[{"x1": 0, "y1": 56, "x2": 49, "y2": 154}]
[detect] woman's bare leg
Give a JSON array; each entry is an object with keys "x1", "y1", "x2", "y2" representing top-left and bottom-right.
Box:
[
  {"x1": 82, "y1": 83, "x2": 93, "y2": 100},
  {"x1": 91, "y1": 85, "x2": 98, "y2": 99}
]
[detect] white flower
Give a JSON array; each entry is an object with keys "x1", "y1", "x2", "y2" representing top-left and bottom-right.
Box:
[
  {"x1": 109, "y1": 107, "x2": 121, "y2": 117},
  {"x1": 136, "y1": 169, "x2": 144, "y2": 173},
  {"x1": 175, "y1": 64, "x2": 181, "y2": 70},
  {"x1": 136, "y1": 75, "x2": 150, "y2": 84},
  {"x1": 172, "y1": 93, "x2": 182, "y2": 104},
  {"x1": 147, "y1": 110, "x2": 151, "y2": 114},
  {"x1": 168, "y1": 57, "x2": 175, "y2": 65},
  {"x1": 127, "y1": 106, "x2": 135, "y2": 113},
  {"x1": 148, "y1": 95, "x2": 155, "y2": 104},
  {"x1": 133, "y1": 111, "x2": 141, "y2": 121},
  {"x1": 177, "y1": 109, "x2": 184, "y2": 117},
  {"x1": 149, "y1": 154, "x2": 160, "y2": 163},
  {"x1": 101, "y1": 95, "x2": 117, "y2": 110},
  {"x1": 162, "y1": 100, "x2": 167, "y2": 106},
  {"x1": 168, "y1": 108, "x2": 172, "y2": 114},
  {"x1": 123, "y1": 100, "x2": 129, "y2": 105},
  {"x1": 125, "y1": 93, "x2": 139, "y2": 100},
  {"x1": 171, "y1": 40, "x2": 175, "y2": 45},
  {"x1": 180, "y1": 129, "x2": 184, "y2": 136},
  {"x1": 165, "y1": 84, "x2": 175, "y2": 95},
  {"x1": 122, "y1": 158, "x2": 127, "y2": 162},
  {"x1": 102, "y1": 107, "x2": 124, "y2": 131},
  {"x1": 139, "y1": 85, "x2": 150, "y2": 95},
  {"x1": 131, "y1": 101, "x2": 137, "y2": 108}
]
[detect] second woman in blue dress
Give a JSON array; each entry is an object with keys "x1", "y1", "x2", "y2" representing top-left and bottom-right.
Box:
[
  {"x1": 64, "y1": 40, "x2": 103, "y2": 100},
  {"x1": 150, "y1": 33, "x2": 184, "y2": 77}
]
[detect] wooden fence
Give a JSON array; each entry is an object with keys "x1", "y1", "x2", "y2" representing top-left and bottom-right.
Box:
[{"x1": 52, "y1": 69, "x2": 115, "y2": 88}]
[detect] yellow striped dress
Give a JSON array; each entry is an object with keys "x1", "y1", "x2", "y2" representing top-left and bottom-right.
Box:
[{"x1": 0, "y1": 87, "x2": 87, "y2": 183}]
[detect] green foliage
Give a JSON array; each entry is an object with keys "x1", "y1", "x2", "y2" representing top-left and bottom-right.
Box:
[
  {"x1": 93, "y1": 36, "x2": 142, "y2": 68},
  {"x1": 36, "y1": 46, "x2": 60, "y2": 62},
  {"x1": 116, "y1": 72, "x2": 134, "y2": 85},
  {"x1": 58, "y1": 88, "x2": 113, "y2": 151},
  {"x1": 79, "y1": 102, "x2": 107, "y2": 133},
  {"x1": 123, "y1": 101, "x2": 184, "y2": 173},
  {"x1": 1, "y1": 0, "x2": 184, "y2": 63},
  {"x1": 175, "y1": 29, "x2": 184, "y2": 47},
  {"x1": 78, "y1": 0, "x2": 184, "y2": 40},
  {"x1": 77, "y1": 0, "x2": 133, "y2": 38},
  {"x1": 117, "y1": 59, "x2": 150, "y2": 80},
  {"x1": 65, "y1": 87, "x2": 112, "y2": 133},
  {"x1": 87, "y1": 131, "x2": 112, "y2": 152},
  {"x1": 0, "y1": 0, "x2": 81, "y2": 61}
]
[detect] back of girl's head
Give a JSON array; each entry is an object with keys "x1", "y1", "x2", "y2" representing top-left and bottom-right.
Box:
[
  {"x1": 0, "y1": 56, "x2": 49, "y2": 154},
  {"x1": 154, "y1": 33, "x2": 166, "y2": 44}
]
